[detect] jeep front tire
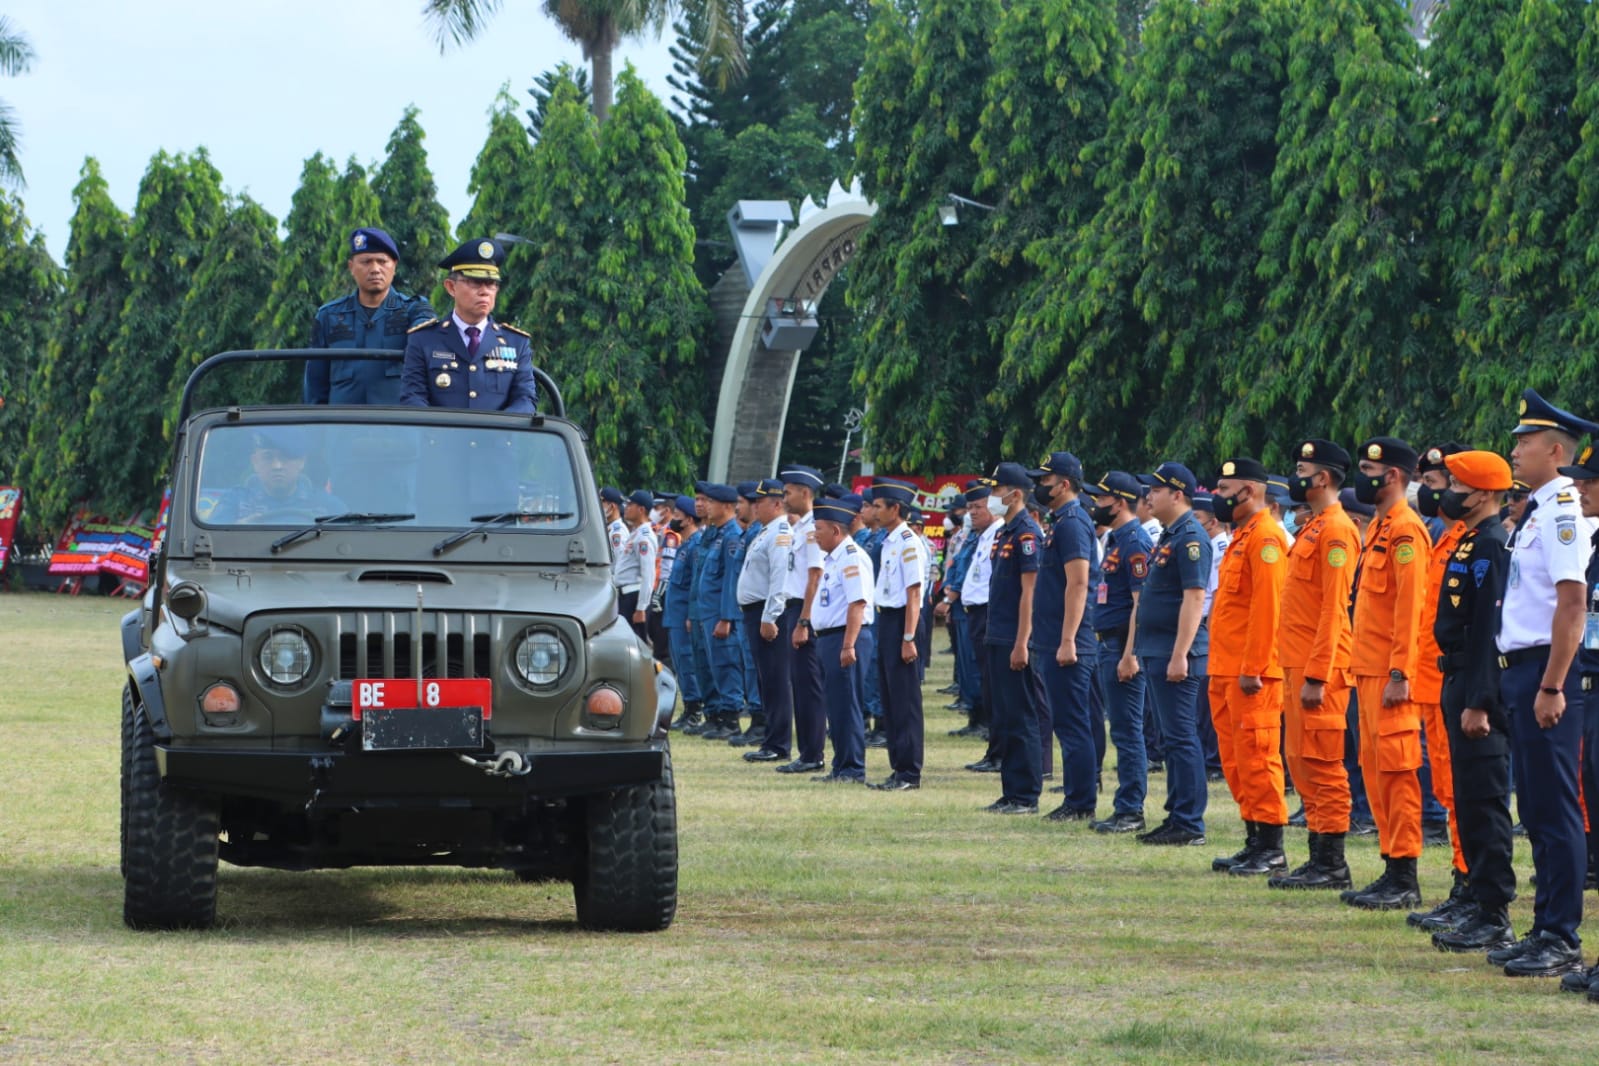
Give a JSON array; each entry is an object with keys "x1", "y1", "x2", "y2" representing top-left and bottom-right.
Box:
[{"x1": 572, "y1": 751, "x2": 677, "y2": 932}]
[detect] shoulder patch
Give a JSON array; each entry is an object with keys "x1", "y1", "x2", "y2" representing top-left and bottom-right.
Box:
[
  {"x1": 1260, "y1": 543, "x2": 1282, "y2": 564},
  {"x1": 1130, "y1": 554, "x2": 1148, "y2": 579},
  {"x1": 407, "y1": 317, "x2": 440, "y2": 334},
  {"x1": 844, "y1": 542, "x2": 860, "y2": 555},
  {"x1": 1187, "y1": 543, "x2": 1201, "y2": 561},
  {"x1": 498, "y1": 322, "x2": 531, "y2": 338},
  {"x1": 1394, "y1": 542, "x2": 1416, "y2": 564},
  {"x1": 1020, "y1": 533, "x2": 1037, "y2": 556},
  {"x1": 1327, "y1": 546, "x2": 1348, "y2": 569}
]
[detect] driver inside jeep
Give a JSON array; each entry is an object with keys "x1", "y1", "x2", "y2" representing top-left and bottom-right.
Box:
[{"x1": 208, "y1": 429, "x2": 345, "y2": 524}]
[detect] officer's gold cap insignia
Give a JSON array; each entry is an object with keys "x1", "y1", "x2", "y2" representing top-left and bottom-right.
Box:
[
  {"x1": 1584, "y1": 447, "x2": 1593, "y2": 464},
  {"x1": 477, "y1": 241, "x2": 494, "y2": 259},
  {"x1": 1301, "y1": 443, "x2": 1314, "y2": 458},
  {"x1": 1221, "y1": 462, "x2": 1236, "y2": 477},
  {"x1": 436, "y1": 372, "x2": 451, "y2": 388},
  {"x1": 1367, "y1": 444, "x2": 1382, "y2": 460},
  {"x1": 1519, "y1": 398, "x2": 1529, "y2": 415}
]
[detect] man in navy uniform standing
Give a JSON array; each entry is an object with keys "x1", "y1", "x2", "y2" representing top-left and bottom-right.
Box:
[
  {"x1": 694, "y1": 481, "x2": 748, "y2": 742},
  {"x1": 868, "y1": 477, "x2": 930, "y2": 791},
  {"x1": 982, "y1": 462, "x2": 1048, "y2": 815},
  {"x1": 306, "y1": 227, "x2": 435, "y2": 405},
  {"x1": 401, "y1": 237, "x2": 536, "y2": 413},
  {"x1": 1487, "y1": 390, "x2": 1598, "y2": 979},
  {"x1": 774, "y1": 463, "x2": 829, "y2": 774}
]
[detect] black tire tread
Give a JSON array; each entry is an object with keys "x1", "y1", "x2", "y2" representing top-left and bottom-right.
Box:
[
  {"x1": 122, "y1": 694, "x2": 220, "y2": 930},
  {"x1": 573, "y1": 751, "x2": 677, "y2": 932}
]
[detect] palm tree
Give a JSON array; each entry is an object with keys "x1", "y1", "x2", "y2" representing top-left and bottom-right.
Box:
[
  {"x1": 0, "y1": 17, "x2": 35, "y2": 186},
  {"x1": 424, "y1": 0, "x2": 744, "y2": 123}
]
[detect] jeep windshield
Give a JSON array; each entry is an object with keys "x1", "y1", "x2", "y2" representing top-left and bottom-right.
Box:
[{"x1": 194, "y1": 421, "x2": 581, "y2": 533}]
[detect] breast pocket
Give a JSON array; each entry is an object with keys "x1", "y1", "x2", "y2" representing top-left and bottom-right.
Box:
[
  {"x1": 1291, "y1": 546, "x2": 1318, "y2": 583},
  {"x1": 1362, "y1": 550, "x2": 1390, "y2": 595}
]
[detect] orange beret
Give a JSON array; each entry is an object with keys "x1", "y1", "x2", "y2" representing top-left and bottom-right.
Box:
[{"x1": 1443, "y1": 450, "x2": 1512, "y2": 492}]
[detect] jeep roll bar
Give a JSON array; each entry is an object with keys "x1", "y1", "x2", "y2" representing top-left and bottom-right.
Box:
[{"x1": 177, "y1": 349, "x2": 566, "y2": 424}]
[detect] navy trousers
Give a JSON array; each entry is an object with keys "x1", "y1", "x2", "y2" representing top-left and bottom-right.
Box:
[
  {"x1": 704, "y1": 616, "x2": 745, "y2": 718},
  {"x1": 1096, "y1": 634, "x2": 1148, "y2": 816},
  {"x1": 878, "y1": 606, "x2": 925, "y2": 784},
  {"x1": 817, "y1": 629, "x2": 866, "y2": 779},
  {"x1": 1502, "y1": 653, "x2": 1586, "y2": 947},
  {"x1": 1040, "y1": 645, "x2": 1099, "y2": 812},
  {"x1": 667, "y1": 617, "x2": 702, "y2": 704},
  {"x1": 986, "y1": 643, "x2": 1043, "y2": 806},
  {"x1": 786, "y1": 602, "x2": 826, "y2": 764},
  {"x1": 744, "y1": 604, "x2": 793, "y2": 754},
  {"x1": 1142, "y1": 654, "x2": 1209, "y2": 834}
]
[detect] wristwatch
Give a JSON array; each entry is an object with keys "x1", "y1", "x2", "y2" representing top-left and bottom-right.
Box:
[
  {"x1": 1388, "y1": 669, "x2": 1406, "y2": 682},
  {"x1": 903, "y1": 634, "x2": 917, "y2": 643}
]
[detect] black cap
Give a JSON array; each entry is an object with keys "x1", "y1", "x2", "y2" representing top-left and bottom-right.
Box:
[
  {"x1": 1358, "y1": 437, "x2": 1418, "y2": 474},
  {"x1": 1418, "y1": 442, "x2": 1467, "y2": 473},
  {"x1": 1090, "y1": 471, "x2": 1141, "y2": 502},
  {"x1": 1147, "y1": 462, "x2": 1197, "y2": 496},
  {"x1": 1215, "y1": 458, "x2": 1269, "y2": 484},
  {"x1": 1026, "y1": 451, "x2": 1084, "y2": 483},
  {"x1": 438, "y1": 237, "x2": 504, "y2": 279},
  {"x1": 991, "y1": 462, "x2": 1033, "y2": 490},
  {"x1": 1558, "y1": 443, "x2": 1599, "y2": 481},
  {"x1": 1295, "y1": 439, "x2": 1350, "y2": 472}
]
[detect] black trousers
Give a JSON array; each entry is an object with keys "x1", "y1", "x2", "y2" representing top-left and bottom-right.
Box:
[
  {"x1": 647, "y1": 605, "x2": 671, "y2": 671},
  {"x1": 744, "y1": 603, "x2": 793, "y2": 754},
  {"x1": 617, "y1": 591, "x2": 649, "y2": 644},
  {"x1": 877, "y1": 606, "x2": 925, "y2": 783},
  {"x1": 1442, "y1": 671, "x2": 1514, "y2": 910},
  {"x1": 785, "y1": 600, "x2": 826, "y2": 764},
  {"x1": 968, "y1": 604, "x2": 991, "y2": 728}
]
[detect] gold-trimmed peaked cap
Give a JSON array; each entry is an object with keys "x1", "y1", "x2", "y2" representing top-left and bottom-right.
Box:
[
  {"x1": 439, "y1": 236, "x2": 505, "y2": 279},
  {"x1": 1513, "y1": 388, "x2": 1599, "y2": 437}
]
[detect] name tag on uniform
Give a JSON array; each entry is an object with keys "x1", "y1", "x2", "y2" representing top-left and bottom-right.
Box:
[
  {"x1": 430, "y1": 350, "x2": 452, "y2": 361},
  {"x1": 1096, "y1": 582, "x2": 1108, "y2": 606},
  {"x1": 1586, "y1": 612, "x2": 1599, "y2": 651}
]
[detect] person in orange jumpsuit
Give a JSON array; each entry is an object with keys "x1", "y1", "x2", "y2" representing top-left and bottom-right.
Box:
[
  {"x1": 1345, "y1": 436, "x2": 1430, "y2": 911},
  {"x1": 1407, "y1": 443, "x2": 1474, "y2": 931},
  {"x1": 1207, "y1": 458, "x2": 1291, "y2": 876},
  {"x1": 1270, "y1": 439, "x2": 1358, "y2": 890}
]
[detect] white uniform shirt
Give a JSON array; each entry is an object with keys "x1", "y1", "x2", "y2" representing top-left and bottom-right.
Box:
[
  {"x1": 876, "y1": 521, "x2": 929, "y2": 609},
  {"x1": 962, "y1": 523, "x2": 1000, "y2": 606},
  {"x1": 1499, "y1": 476, "x2": 1596, "y2": 653},
  {"x1": 815, "y1": 537, "x2": 876, "y2": 631},
  {"x1": 737, "y1": 514, "x2": 792, "y2": 623},
  {"x1": 606, "y1": 517, "x2": 628, "y2": 586},
  {"x1": 1142, "y1": 518, "x2": 1164, "y2": 542},
  {"x1": 613, "y1": 521, "x2": 658, "y2": 598},
  {"x1": 784, "y1": 510, "x2": 825, "y2": 600},
  {"x1": 1203, "y1": 530, "x2": 1230, "y2": 618}
]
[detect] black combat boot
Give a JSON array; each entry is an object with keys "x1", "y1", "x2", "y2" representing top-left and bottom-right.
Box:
[
  {"x1": 1433, "y1": 904, "x2": 1515, "y2": 954},
  {"x1": 1229, "y1": 822, "x2": 1288, "y2": 876},
  {"x1": 1268, "y1": 832, "x2": 1320, "y2": 888},
  {"x1": 674, "y1": 701, "x2": 707, "y2": 733},
  {"x1": 729, "y1": 711, "x2": 766, "y2": 747},
  {"x1": 1213, "y1": 821, "x2": 1258, "y2": 872},
  {"x1": 1408, "y1": 869, "x2": 1472, "y2": 932},
  {"x1": 1347, "y1": 856, "x2": 1422, "y2": 911}
]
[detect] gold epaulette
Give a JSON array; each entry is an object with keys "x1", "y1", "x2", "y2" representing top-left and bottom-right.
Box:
[
  {"x1": 499, "y1": 323, "x2": 531, "y2": 338},
  {"x1": 407, "y1": 318, "x2": 439, "y2": 334}
]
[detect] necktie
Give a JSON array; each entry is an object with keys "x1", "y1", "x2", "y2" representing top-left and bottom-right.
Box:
[
  {"x1": 1511, "y1": 497, "x2": 1538, "y2": 545},
  {"x1": 465, "y1": 324, "x2": 481, "y2": 359}
]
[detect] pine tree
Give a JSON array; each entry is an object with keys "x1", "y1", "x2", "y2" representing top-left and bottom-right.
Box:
[
  {"x1": 528, "y1": 63, "x2": 591, "y2": 139},
  {"x1": 458, "y1": 85, "x2": 541, "y2": 327},
  {"x1": 1243, "y1": 0, "x2": 1426, "y2": 454},
  {"x1": 0, "y1": 192, "x2": 62, "y2": 482},
  {"x1": 83, "y1": 149, "x2": 224, "y2": 515},
  {"x1": 1458, "y1": 0, "x2": 1586, "y2": 435},
  {"x1": 167, "y1": 195, "x2": 281, "y2": 423},
  {"x1": 576, "y1": 66, "x2": 708, "y2": 485},
  {"x1": 252, "y1": 152, "x2": 345, "y2": 403},
  {"x1": 848, "y1": 0, "x2": 1001, "y2": 471},
  {"x1": 373, "y1": 106, "x2": 451, "y2": 298},
  {"x1": 16, "y1": 158, "x2": 129, "y2": 529}
]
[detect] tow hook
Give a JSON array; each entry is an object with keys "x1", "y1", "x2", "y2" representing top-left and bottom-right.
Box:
[{"x1": 456, "y1": 751, "x2": 532, "y2": 778}]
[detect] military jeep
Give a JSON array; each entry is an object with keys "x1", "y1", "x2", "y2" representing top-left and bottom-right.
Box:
[{"x1": 119, "y1": 350, "x2": 677, "y2": 932}]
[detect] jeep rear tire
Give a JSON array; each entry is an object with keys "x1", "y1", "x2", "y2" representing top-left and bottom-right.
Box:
[
  {"x1": 572, "y1": 750, "x2": 677, "y2": 932},
  {"x1": 122, "y1": 692, "x2": 220, "y2": 930}
]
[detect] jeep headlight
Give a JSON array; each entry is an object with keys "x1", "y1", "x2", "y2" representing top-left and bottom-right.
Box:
[
  {"x1": 259, "y1": 627, "x2": 315, "y2": 687},
  {"x1": 515, "y1": 628, "x2": 568, "y2": 687}
]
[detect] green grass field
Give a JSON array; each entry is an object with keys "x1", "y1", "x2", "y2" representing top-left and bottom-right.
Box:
[{"x1": 0, "y1": 591, "x2": 1592, "y2": 1064}]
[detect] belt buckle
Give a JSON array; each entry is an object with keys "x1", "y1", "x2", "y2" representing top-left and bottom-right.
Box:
[
  {"x1": 1496, "y1": 655, "x2": 1507, "y2": 670},
  {"x1": 1585, "y1": 676, "x2": 1594, "y2": 693}
]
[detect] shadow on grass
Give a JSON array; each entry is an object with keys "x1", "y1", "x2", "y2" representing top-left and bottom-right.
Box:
[
  {"x1": 1099, "y1": 1019, "x2": 1274, "y2": 1065},
  {"x1": 0, "y1": 863, "x2": 595, "y2": 940}
]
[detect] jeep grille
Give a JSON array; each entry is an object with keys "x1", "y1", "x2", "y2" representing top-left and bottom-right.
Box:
[{"x1": 335, "y1": 611, "x2": 493, "y2": 680}]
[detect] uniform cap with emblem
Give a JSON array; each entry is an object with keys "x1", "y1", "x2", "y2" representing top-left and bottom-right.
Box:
[
  {"x1": 1026, "y1": 451, "x2": 1084, "y2": 484},
  {"x1": 599, "y1": 486, "x2": 625, "y2": 506},
  {"x1": 349, "y1": 227, "x2": 399, "y2": 260},
  {"x1": 1557, "y1": 444, "x2": 1599, "y2": 481},
  {"x1": 991, "y1": 462, "x2": 1034, "y2": 490},
  {"x1": 754, "y1": 478, "x2": 785, "y2": 498},
  {"x1": 1446, "y1": 451, "x2": 1514, "y2": 491},
  {"x1": 963, "y1": 479, "x2": 994, "y2": 504},
  {"x1": 1357, "y1": 436, "x2": 1418, "y2": 473},
  {"x1": 438, "y1": 237, "x2": 505, "y2": 279},
  {"x1": 870, "y1": 476, "x2": 917, "y2": 507},
  {"x1": 1147, "y1": 461, "x2": 1197, "y2": 496},
  {"x1": 814, "y1": 498, "x2": 861, "y2": 525},
  {"x1": 1215, "y1": 457, "x2": 1269, "y2": 484},
  {"x1": 778, "y1": 464, "x2": 824, "y2": 489},
  {"x1": 736, "y1": 480, "x2": 761, "y2": 502},
  {"x1": 1090, "y1": 471, "x2": 1142, "y2": 502},
  {"x1": 1419, "y1": 441, "x2": 1467, "y2": 473},
  {"x1": 693, "y1": 481, "x2": 739, "y2": 504},
  {"x1": 627, "y1": 489, "x2": 655, "y2": 510},
  {"x1": 1296, "y1": 439, "x2": 1351, "y2": 472},
  {"x1": 1512, "y1": 388, "x2": 1599, "y2": 437}
]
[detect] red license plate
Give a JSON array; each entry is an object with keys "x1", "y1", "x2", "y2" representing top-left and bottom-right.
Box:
[{"x1": 352, "y1": 678, "x2": 492, "y2": 721}]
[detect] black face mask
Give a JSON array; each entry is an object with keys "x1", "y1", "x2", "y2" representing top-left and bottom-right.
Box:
[
  {"x1": 1033, "y1": 483, "x2": 1058, "y2": 509},
  {"x1": 1288, "y1": 476, "x2": 1315, "y2": 504},
  {"x1": 1417, "y1": 485, "x2": 1443, "y2": 518},
  {"x1": 1439, "y1": 489, "x2": 1475, "y2": 521},
  {"x1": 1090, "y1": 503, "x2": 1115, "y2": 526},
  {"x1": 669, "y1": 519, "x2": 685, "y2": 533},
  {"x1": 1213, "y1": 493, "x2": 1242, "y2": 524},
  {"x1": 1353, "y1": 473, "x2": 1385, "y2": 505}
]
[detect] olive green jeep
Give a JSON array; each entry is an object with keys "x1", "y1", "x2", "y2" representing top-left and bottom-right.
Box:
[{"x1": 119, "y1": 350, "x2": 677, "y2": 931}]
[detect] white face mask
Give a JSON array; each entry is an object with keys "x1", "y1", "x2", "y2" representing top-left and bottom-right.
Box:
[{"x1": 987, "y1": 497, "x2": 1007, "y2": 518}]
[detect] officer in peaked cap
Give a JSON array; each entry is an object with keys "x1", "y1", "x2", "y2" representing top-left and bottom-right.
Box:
[
  {"x1": 867, "y1": 477, "x2": 930, "y2": 791},
  {"x1": 774, "y1": 463, "x2": 830, "y2": 773},
  {"x1": 734, "y1": 479, "x2": 793, "y2": 757},
  {"x1": 810, "y1": 495, "x2": 876, "y2": 782},
  {"x1": 613, "y1": 489, "x2": 659, "y2": 641},
  {"x1": 1490, "y1": 390, "x2": 1599, "y2": 977},
  {"x1": 400, "y1": 237, "x2": 537, "y2": 413},
  {"x1": 940, "y1": 480, "x2": 994, "y2": 744},
  {"x1": 306, "y1": 227, "x2": 436, "y2": 406}
]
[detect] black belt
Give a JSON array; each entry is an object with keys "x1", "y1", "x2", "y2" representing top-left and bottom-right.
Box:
[
  {"x1": 1497, "y1": 646, "x2": 1549, "y2": 670},
  {"x1": 880, "y1": 605, "x2": 906, "y2": 614},
  {"x1": 1096, "y1": 627, "x2": 1129, "y2": 643},
  {"x1": 814, "y1": 625, "x2": 846, "y2": 639},
  {"x1": 1437, "y1": 652, "x2": 1473, "y2": 672}
]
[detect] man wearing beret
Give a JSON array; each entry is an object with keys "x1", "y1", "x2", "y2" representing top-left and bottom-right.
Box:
[
  {"x1": 1269, "y1": 440, "x2": 1358, "y2": 890},
  {"x1": 1429, "y1": 451, "x2": 1518, "y2": 955},
  {"x1": 1344, "y1": 436, "x2": 1430, "y2": 910},
  {"x1": 306, "y1": 227, "x2": 435, "y2": 405},
  {"x1": 400, "y1": 237, "x2": 537, "y2": 413},
  {"x1": 1485, "y1": 390, "x2": 1599, "y2": 978}
]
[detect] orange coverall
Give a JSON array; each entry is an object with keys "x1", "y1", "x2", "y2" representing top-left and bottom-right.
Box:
[
  {"x1": 1277, "y1": 501, "x2": 1358, "y2": 834},
  {"x1": 1350, "y1": 500, "x2": 1430, "y2": 860},
  {"x1": 1208, "y1": 508, "x2": 1290, "y2": 826},
  {"x1": 1415, "y1": 520, "x2": 1468, "y2": 876}
]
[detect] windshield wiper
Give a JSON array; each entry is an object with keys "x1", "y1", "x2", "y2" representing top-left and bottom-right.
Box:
[
  {"x1": 431, "y1": 510, "x2": 576, "y2": 557},
  {"x1": 269, "y1": 513, "x2": 417, "y2": 554}
]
